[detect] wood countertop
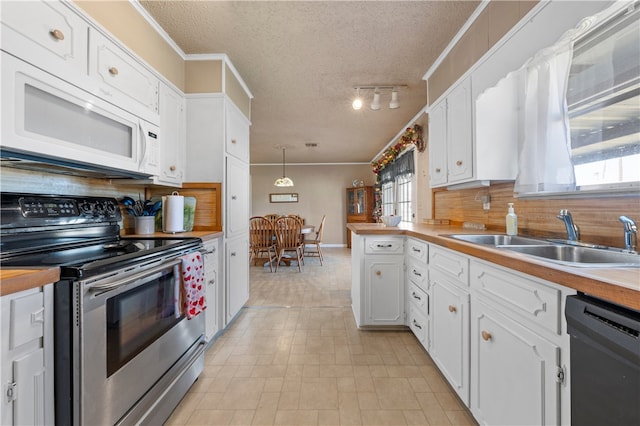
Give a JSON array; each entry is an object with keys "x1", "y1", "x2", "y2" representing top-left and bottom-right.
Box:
[
  {"x1": 348, "y1": 222, "x2": 640, "y2": 311},
  {"x1": 0, "y1": 268, "x2": 60, "y2": 297},
  {"x1": 1, "y1": 231, "x2": 224, "y2": 297}
]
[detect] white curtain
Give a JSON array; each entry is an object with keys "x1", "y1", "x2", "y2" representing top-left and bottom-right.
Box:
[{"x1": 514, "y1": 39, "x2": 576, "y2": 194}]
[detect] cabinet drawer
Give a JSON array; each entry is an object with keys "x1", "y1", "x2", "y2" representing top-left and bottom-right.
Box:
[
  {"x1": 1, "y1": 0, "x2": 88, "y2": 82},
  {"x1": 429, "y1": 245, "x2": 469, "y2": 287},
  {"x1": 9, "y1": 290, "x2": 44, "y2": 349},
  {"x1": 225, "y1": 103, "x2": 250, "y2": 162},
  {"x1": 409, "y1": 303, "x2": 429, "y2": 347},
  {"x1": 408, "y1": 281, "x2": 428, "y2": 312},
  {"x1": 471, "y1": 260, "x2": 562, "y2": 335},
  {"x1": 364, "y1": 237, "x2": 404, "y2": 254},
  {"x1": 407, "y1": 238, "x2": 428, "y2": 263},
  {"x1": 89, "y1": 29, "x2": 159, "y2": 122},
  {"x1": 407, "y1": 260, "x2": 428, "y2": 291}
]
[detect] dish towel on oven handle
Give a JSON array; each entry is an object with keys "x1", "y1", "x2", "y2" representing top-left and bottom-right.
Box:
[{"x1": 177, "y1": 251, "x2": 206, "y2": 319}]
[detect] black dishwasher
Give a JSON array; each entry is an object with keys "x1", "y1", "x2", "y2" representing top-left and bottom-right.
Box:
[{"x1": 566, "y1": 294, "x2": 640, "y2": 426}]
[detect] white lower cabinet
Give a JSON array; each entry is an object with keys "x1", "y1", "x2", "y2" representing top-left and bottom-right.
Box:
[
  {"x1": 351, "y1": 235, "x2": 404, "y2": 327},
  {"x1": 364, "y1": 256, "x2": 405, "y2": 326},
  {"x1": 225, "y1": 236, "x2": 249, "y2": 325},
  {"x1": 430, "y1": 270, "x2": 470, "y2": 405},
  {"x1": 203, "y1": 238, "x2": 220, "y2": 341},
  {"x1": 470, "y1": 297, "x2": 561, "y2": 426},
  {"x1": 0, "y1": 285, "x2": 54, "y2": 426}
]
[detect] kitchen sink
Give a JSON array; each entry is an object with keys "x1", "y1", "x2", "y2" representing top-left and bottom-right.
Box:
[
  {"x1": 446, "y1": 234, "x2": 551, "y2": 246},
  {"x1": 498, "y1": 245, "x2": 640, "y2": 267},
  {"x1": 445, "y1": 234, "x2": 640, "y2": 267}
]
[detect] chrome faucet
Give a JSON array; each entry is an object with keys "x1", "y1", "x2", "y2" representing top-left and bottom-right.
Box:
[
  {"x1": 557, "y1": 209, "x2": 580, "y2": 241},
  {"x1": 618, "y1": 216, "x2": 637, "y2": 253}
]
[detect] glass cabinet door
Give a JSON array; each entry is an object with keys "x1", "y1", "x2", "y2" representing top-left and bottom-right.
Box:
[
  {"x1": 356, "y1": 189, "x2": 365, "y2": 214},
  {"x1": 348, "y1": 190, "x2": 356, "y2": 215}
]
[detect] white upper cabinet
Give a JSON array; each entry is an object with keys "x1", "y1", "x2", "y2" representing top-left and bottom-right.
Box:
[
  {"x1": 156, "y1": 82, "x2": 185, "y2": 186},
  {"x1": 0, "y1": 0, "x2": 88, "y2": 82},
  {"x1": 88, "y1": 29, "x2": 160, "y2": 124},
  {"x1": 446, "y1": 78, "x2": 474, "y2": 183},
  {"x1": 225, "y1": 103, "x2": 251, "y2": 163}
]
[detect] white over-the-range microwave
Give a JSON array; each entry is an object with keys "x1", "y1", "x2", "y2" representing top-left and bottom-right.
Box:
[{"x1": 1, "y1": 51, "x2": 160, "y2": 179}]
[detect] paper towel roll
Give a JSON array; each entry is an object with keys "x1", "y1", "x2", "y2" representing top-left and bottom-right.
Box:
[{"x1": 163, "y1": 192, "x2": 184, "y2": 233}]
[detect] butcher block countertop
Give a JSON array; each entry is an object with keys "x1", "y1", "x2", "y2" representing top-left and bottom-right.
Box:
[
  {"x1": 348, "y1": 222, "x2": 640, "y2": 311},
  {"x1": 0, "y1": 231, "x2": 224, "y2": 297}
]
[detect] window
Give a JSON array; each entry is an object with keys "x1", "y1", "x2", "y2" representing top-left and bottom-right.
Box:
[
  {"x1": 379, "y1": 150, "x2": 415, "y2": 222},
  {"x1": 567, "y1": 2, "x2": 640, "y2": 191}
]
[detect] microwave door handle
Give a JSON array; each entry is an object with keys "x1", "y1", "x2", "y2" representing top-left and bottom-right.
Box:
[
  {"x1": 87, "y1": 258, "x2": 181, "y2": 293},
  {"x1": 138, "y1": 120, "x2": 147, "y2": 171}
]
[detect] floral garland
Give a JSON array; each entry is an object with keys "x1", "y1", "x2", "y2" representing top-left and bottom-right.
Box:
[{"x1": 371, "y1": 124, "x2": 424, "y2": 176}]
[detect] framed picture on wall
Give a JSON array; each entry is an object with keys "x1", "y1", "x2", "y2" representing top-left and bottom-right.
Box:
[{"x1": 269, "y1": 193, "x2": 298, "y2": 203}]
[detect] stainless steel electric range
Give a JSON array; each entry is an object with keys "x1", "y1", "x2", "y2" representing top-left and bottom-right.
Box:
[{"x1": 1, "y1": 192, "x2": 206, "y2": 425}]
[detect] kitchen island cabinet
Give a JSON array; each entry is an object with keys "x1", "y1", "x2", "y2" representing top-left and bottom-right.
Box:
[{"x1": 0, "y1": 284, "x2": 54, "y2": 426}]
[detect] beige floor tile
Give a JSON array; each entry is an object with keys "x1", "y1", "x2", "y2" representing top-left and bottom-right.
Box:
[
  {"x1": 274, "y1": 409, "x2": 319, "y2": 425},
  {"x1": 170, "y1": 249, "x2": 475, "y2": 426}
]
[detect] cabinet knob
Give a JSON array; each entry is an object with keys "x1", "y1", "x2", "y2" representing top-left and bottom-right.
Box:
[
  {"x1": 50, "y1": 29, "x2": 65, "y2": 41},
  {"x1": 109, "y1": 66, "x2": 119, "y2": 76},
  {"x1": 230, "y1": 252, "x2": 237, "y2": 257},
  {"x1": 231, "y1": 139, "x2": 237, "y2": 144},
  {"x1": 448, "y1": 305, "x2": 457, "y2": 313},
  {"x1": 435, "y1": 168, "x2": 441, "y2": 173},
  {"x1": 169, "y1": 165, "x2": 176, "y2": 171},
  {"x1": 375, "y1": 270, "x2": 381, "y2": 276},
  {"x1": 481, "y1": 331, "x2": 492, "y2": 341},
  {"x1": 231, "y1": 195, "x2": 237, "y2": 200},
  {"x1": 456, "y1": 160, "x2": 463, "y2": 166},
  {"x1": 208, "y1": 279, "x2": 215, "y2": 286}
]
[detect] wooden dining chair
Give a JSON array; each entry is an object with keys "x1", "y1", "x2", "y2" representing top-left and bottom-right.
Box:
[
  {"x1": 264, "y1": 213, "x2": 280, "y2": 223},
  {"x1": 304, "y1": 215, "x2": 326, "y2": 265},
  {"x1": 249, "y1": 216, "x2": 277, "y2": 272},
  {"x1": 274, "y1": 216, "x2": 304, "y2": 272}
]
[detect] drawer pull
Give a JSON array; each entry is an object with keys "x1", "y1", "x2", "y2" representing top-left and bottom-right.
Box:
[
  {"x1": 411, "y1": 292, "x2": 421, "y2": 301},
  {"x1": 412, "y1": 269, "x2": 422, "y2": 277},
  {"x1": 109, "y1": 66, "x2": 119, "y2": 76},
  {"x1": 456, "y1": 160, "x2": 463, "y2": 166},
  {"x1": 412, "y1": 319, "x2": 422, "y2": 330},
  {"x1": 231, "y1": 195, "x2": 237, "y2": 200},
  {"x1": 481, "y1": 331, "x2": 492, "y2": 341},
  {"x1": 448, "y1": 305, "x2": 457, "y2": 313},
  {"x1": 412, "y1": 247, "x2": 422, "y2": 253},
  {"x1": 169, "y1": 165, "x2": 176, "y2": 171},
  {"x1": 376, "y1": 244, "x2": 393, "y2": 248},
  {"x1": 375, "y1": 270, "x2": 382, "y2": 276},
  {"x1": 435, "y1": 168, "x2": 441, "y2": 173},
  {"x1": 50, "y1": 29, "x2": 65, "y2": 41}
]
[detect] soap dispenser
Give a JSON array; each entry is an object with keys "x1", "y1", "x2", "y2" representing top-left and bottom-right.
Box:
[{"x1": 506, "y1": 203, "x2": 518, "y2": 236}]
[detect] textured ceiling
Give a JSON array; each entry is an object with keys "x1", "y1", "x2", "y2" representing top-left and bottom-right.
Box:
[{"x1": 139, "y1": 1, "x2": 480, "y2": 164}]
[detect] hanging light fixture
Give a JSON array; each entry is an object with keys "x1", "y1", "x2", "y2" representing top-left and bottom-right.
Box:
[
  {"x1": 352, "y1": 87, "x2": 363, "y2": 110},
  {"x1": 370, "y1": 88, "x2": 381, "y2": 110},
  {"x1": 389, "y1": 88, "x2": 400, "y2": 109},
  {"x1": 274, "y1": 147, "x2": 294, "y2": 187}
]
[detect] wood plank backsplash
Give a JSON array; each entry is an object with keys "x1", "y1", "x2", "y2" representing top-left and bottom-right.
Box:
[{"x1": 434, "y1": 182, "x2": 640, "y2": 249}]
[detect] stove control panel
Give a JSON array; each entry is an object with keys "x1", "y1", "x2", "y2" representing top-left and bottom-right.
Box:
[{"x1": 16, "y1": 196, "x2": 121, "y2": 220}]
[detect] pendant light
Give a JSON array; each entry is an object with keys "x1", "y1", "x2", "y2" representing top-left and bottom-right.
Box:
[{"x1": 274, "y1": 147, "x2": 294, "y2": 187}]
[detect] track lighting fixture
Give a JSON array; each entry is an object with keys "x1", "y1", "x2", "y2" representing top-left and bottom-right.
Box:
[{"x1": 351, "y1": 85, "x2": 406, "y2": 111}]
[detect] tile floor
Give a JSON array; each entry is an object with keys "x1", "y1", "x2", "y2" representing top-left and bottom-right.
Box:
[{"x1": 166, "y1": 248, "x2": 477, "y2": 425}]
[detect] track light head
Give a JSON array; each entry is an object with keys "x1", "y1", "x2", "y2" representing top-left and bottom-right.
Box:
[{"x1": 389, "y1": 89, "x2": 399, "y2": 109}]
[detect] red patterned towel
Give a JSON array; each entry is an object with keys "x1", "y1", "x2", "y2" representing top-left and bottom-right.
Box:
[{"x1": 180, "y1": 252, "x2": 206, "y2": 319}]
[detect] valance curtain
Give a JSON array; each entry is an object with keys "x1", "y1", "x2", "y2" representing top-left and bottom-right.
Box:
[{"x1": 379, "y1": 149, "x2": 414, "y2": 185}]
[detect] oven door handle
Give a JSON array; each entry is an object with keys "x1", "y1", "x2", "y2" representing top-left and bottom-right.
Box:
[{"x1": 87, "y1": 258, "x2": 182, "y2": 293}]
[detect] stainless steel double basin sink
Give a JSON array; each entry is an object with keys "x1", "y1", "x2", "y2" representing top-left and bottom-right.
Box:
[{"x1": 446, "y1": 234, "x2": 640, "y2": 268}]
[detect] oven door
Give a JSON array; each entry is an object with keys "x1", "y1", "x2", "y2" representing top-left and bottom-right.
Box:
[{"x1": 77, "y1": 257, "x2": 204, "y2": 425}]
